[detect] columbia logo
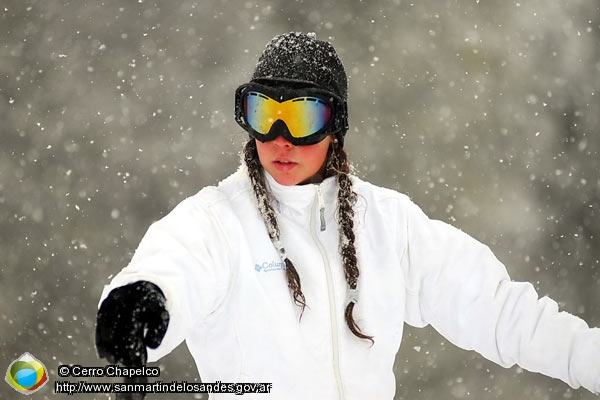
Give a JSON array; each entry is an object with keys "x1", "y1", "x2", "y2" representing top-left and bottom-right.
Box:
[{"x1": 255, "y1": 260, "x2": 286, "y2": 272}]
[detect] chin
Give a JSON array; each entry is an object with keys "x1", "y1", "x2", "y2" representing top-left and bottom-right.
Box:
[{"x1": 273, "y1": 175, "x2": 302, "y2": 186}]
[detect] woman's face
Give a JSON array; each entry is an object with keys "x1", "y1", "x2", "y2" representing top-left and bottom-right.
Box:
[{"x1": 255, "y1": 135, "x2": 333, "y2": 186}]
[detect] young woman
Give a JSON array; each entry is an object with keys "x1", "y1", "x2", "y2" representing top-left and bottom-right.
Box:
[{"x1": 96, "y1": 32, "x2": 599, "y2": 399}]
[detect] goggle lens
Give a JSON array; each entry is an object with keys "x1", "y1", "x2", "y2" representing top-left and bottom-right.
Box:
[{"x1": 244, "y1": 92, "x2": 332, "y2": 138}]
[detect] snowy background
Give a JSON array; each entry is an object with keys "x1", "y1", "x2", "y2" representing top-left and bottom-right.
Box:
[{"x1": 1, "y1": 0, "x2": 599, "y2": 399}]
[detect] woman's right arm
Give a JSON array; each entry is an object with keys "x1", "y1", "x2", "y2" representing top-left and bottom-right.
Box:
[{"x1": 98, "y1": 195, "x2": 233, "y2": 362}]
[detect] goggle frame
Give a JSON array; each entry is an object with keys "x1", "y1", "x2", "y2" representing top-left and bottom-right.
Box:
[{"x1": 234, "y1": 82, "x2": 348, "y2": 146}]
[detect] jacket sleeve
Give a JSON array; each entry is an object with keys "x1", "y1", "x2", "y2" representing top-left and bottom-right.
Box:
[
  {"x1": 99, "y1": 195, "x2": 232, "y2": 362},
  {"x1": 401, "y1": 199, "x2": 600, "y2": 394}
]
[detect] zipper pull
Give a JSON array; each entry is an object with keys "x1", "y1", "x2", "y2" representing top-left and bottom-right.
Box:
[{"x1": 317, "y1": 186, "x2": 326, "y2": 231}]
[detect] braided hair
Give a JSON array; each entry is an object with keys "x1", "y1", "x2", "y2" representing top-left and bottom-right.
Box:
[{"x1": 243, "y1": 139, "x2": 373, "y2": 343}]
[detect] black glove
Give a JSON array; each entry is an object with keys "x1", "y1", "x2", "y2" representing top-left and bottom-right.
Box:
[{"x1": 96, "y1": 281, "x2": 169, "y2": 367}]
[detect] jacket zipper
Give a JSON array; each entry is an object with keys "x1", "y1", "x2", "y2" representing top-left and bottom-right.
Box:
[
  {"x1": 316, "y1": 185, "x2": 326, "y2": 231},
  {"x1": 311, "y1": 185, "x2": 345, "y2": 399}
]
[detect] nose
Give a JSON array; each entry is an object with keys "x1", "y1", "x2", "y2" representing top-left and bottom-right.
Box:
[{"x1": 272, "y1": 134, "x2": 293, "y2": 148}]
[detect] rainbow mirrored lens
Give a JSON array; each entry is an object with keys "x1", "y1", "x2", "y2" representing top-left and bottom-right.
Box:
[{"x1": 244, "y1": 92, "x2": 332, "y2": 138}]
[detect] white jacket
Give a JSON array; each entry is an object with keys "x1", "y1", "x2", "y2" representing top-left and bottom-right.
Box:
[{"x1": 101, "y1": 167, "x2": 600, "y2": 399}]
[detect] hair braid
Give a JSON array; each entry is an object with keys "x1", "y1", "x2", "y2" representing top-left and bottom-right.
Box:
[
  {"x1": 243, "y1": 140, "x2": 306, "y2": 315},
  {"x1": 327, "y1": 143, "x2": 374, "y2": 344}
]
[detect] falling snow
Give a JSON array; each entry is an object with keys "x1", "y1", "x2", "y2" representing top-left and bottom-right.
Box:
[{"x1": 1, "y1": 1, "x2": 599, "y2": 399}]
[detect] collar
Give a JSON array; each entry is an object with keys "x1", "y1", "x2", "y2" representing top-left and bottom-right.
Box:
[{"x1": 263, "y1": 171, "x2": 338, "y2": 214}]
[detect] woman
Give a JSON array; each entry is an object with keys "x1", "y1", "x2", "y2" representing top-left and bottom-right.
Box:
[{"x1": 96, "y1": 32, "x2": 599, "y2": 399}]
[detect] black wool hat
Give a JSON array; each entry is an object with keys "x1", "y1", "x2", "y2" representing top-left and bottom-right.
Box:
[
  {"x1": 252, "y1": 32, "x2": 348, "y2": 101},
  {"x1": 250, "y1": 32, "x2": 349, "y2": 145}
]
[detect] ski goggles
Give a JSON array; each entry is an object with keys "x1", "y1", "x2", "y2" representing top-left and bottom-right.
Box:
[{"x1": 234, "y1": 82, "x2": 348, "y2": 146}]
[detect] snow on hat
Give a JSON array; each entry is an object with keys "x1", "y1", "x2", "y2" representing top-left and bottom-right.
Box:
[
  {"x1": 252, "y1": 32, "x2": 347, "y2": 100},
  {"x1": 251, "y1": 32, "x2": 349, "y2": 144}
]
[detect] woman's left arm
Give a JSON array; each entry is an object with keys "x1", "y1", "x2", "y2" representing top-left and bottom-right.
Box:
[{"x1": 402, "y1": 199, "x2": 600, "y2": 394}]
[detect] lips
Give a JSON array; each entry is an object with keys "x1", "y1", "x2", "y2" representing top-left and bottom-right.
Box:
[{"x1": 273, "y1": 158, "x2": 297, "y2": 171}]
